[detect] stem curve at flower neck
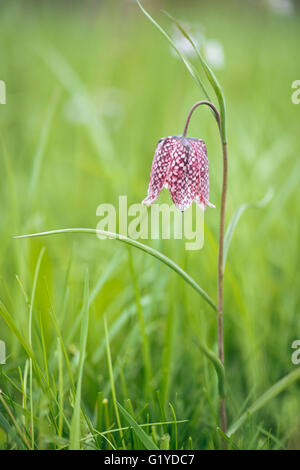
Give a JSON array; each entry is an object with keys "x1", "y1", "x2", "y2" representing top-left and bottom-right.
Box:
[{"x1": 182, "y1": 100, "x2": 221, "y2": 138}]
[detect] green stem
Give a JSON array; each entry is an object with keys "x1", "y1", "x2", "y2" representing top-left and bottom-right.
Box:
[{"x1": 183, "y1": 101, "x2": 228, "y2": 433}]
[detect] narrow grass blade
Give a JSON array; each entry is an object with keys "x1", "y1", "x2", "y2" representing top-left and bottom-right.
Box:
[
  {"x1": 163, "y1": 10, "x2": 227, "y2": 142},
  {"x1": 57, "y1": 338, "x2": 64, "y2": 439},
  {"x1": 28, "y1": 247, "x2": 45, "y2": 449},
  {"x1": 228, "y1": 367, "x2": 300, "y2": 437},
  {"x1": 0, "y1": 391, "x2": 31, "y2": 450},
  {"x1": 137, "y1": 1, "x2": 211, "y2": 101},
  {"x1": 169, "y1": 402, "x2": 177, "y2": 450},
  {"x1": 13, "y1": 228, "x2": 217, "y2": 312},
  {"x1": 27, "y1": 89, "x2": 60, "y2": 212},
  {"x1": 127, "y1": 248, "x2": 152, "y2": 398},
  {"x1": 117, "y1": 402, "x2": 159, "y2": 450},
  {"x1": 223, "y1": 188, "x2": 274, "y2": 271},
  {"x1": 258, "y1": 159, "x2": 300, "y2": 235},
  {"x1": 216, "y1": 427, "x2": 240, "y2": 450},
  {"x1": 104, "y1": 316, "x2": 126, "y2": 450},
  {"x1": 66, "y1": 251, "x2": 122, "y2": 345},
  {"x1": 38, "y1": 312, "x2": 49, "y2": 386},
  {"x1": 161, "y1": 305, "x2": 175, "y2": 406},
  {"x1": 95, "y1": 392, "x2": 103, "y2": 448},
  {"x1": 69, "y1": 269, "x2": 90, "y2": 450},
  {"x1": 0, "y1": 301, "x2": 34, "y2": 359},
  {"x1": 223, "y1": 189, "x2": 274, "y2": 271},
  {"x1": 36, "y1": 45, "x2": 114, "y2": 164},
  {"x1": 195, "y1": 339, "x2": 225, "y2": 398},
  {"x1": 49, "y1": 308, "x2": 75, "y2": 392}
]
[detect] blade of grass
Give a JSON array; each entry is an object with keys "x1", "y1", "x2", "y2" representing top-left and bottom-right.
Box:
[
  {"x1": 0, "y1": 301, "x2": 70, "y2": 435},
  {"x1": 161, "y1": 303, "x2": 175, "y2": 406},
  {"x1": 0, "y1": 301, "x2": 34, "y2": 359},
  {"x1": 0, "y1": 390, "x2": 31, "y2": 450},
  {"x1": 99, "y1": 419, "x2": 188, "y2": 436},
  {"x1": 127, "y1": 248, "x2": 152, "y2": 398},
  {"x1": 28, "y1": 247, "x2": 45, "y2": 449},
  {"x1": 228, "y1": 367, "x2": 300, "y2": 437},
  {"x1": 104, "y1": 315, "x2": 126, "y2": 450},
  {"x1": 13, "y1": 228, "x2": 217, "y2": 312},
  {"x1": 49, "y1": 308, "x2": 75, "y2": 392},
  {"x1": 223, "y1": 188, "x2": 274, "y2": 271},
  {"x1": 66, "y1": 251, "x2": 122, "y2": 345},
  {"x1": 36, "y1": 45, "x2": 115, "y2": 165},
  {"x1": 27, "y1": 89, "x2": 60, "y2": 213},
  {"x1": 137, "y1": 1, "x2": 211, "y2": 101},
  {"x1": 38, "y1": 311, "x2": 49, "y2": 386},
  {"x1": 194, "y1": 338, "x2": 225, "y2": 398},
  {"x1": 163, "y1": 10, "x2": 227, "y2": 142},
  {"x1": 69, "y1": 269, "x2": 90, "y2": 450},
  {"x1": 117, "y1": 402, "x2": 159, "y2": 450},
  {"x1": 95, "y1": 391, "x2": 103, "y2": 448},
  {"x1": 57, "y1": 338, "x2": 64, "y2": 440},
  {"x1": 169, "y1": 402, "x2": 178, "y2": 450},
  {"x1": 19, "y1": 361, "x2": 29, "y2": 429}
]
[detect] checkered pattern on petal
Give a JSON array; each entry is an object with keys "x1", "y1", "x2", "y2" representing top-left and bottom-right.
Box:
[
  {"x1": 189, "y1": 139, "x2": 215, "y2": 209},
  {"x1": 142, "y1": 137, "x2": 177, "y2": 206},
  {"x1": 142, "y1": 135, "x2": 214, "y2": 211},
  {"x1": 167, "y1": 138, "x2": 213, "y2": 211}
]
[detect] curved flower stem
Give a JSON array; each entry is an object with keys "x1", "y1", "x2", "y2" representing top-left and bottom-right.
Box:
[
  {"x1": 182, "y1": 100, "x2": 221, "y2": 137},
  {"x1": 183, "y1": 100, "x2": 228, "y2": 433}
]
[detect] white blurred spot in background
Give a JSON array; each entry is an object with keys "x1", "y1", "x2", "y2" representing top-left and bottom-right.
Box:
[
  {"x1": 170, "y1": 23, "x2": 225, "y2": 70},
  {"x1": 266, "y1": 0, "x2": 294, "y2": 16},
  {"x1": 63, "y1": 87, "x2": 126, "y2": 131}
]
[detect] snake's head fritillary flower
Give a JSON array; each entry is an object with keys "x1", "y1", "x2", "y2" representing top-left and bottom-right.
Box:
[{"x1": 142, "y1": 136, "x2": 215, "y2": 211}]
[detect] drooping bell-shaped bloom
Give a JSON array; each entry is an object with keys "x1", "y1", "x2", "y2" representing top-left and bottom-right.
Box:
[{"x1": 142, "y1": 136, "x2": 215, "y2": 211}]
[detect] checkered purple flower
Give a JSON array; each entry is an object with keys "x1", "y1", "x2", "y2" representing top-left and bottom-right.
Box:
[{"x1": 142, "y1": 136, "x2": 215, "y2": 211}]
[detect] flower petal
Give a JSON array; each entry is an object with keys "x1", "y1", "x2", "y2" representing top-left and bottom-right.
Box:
[
  {"x1": 168, "y1": 138, "x2": 205, "y2": 211},
  {"x1": 189, "y1": 139, "x2": 214, "y2": 209},
  {"x1": 142, "y1": 137, "x2": 177, "y2": 206}
]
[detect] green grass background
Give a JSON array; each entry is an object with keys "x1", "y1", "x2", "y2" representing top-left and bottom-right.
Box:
[{"x1": 0, "y1": 0, "x2": 300, "y2": 450}]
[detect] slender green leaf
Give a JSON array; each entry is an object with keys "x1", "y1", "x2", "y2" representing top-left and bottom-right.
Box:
[
  {"x1": 136, "y1": 1, "x2": 211, "y2": 101},
  {"x1": 127, "y1": 248, "x2": 152, "y2": 397},
  {"x1": 163, "y1": 10, "x2": 227, "y2": 142},
  {"x1": 0, "y1": 301, "x2": 34, "y2": 359},
  {"x1": 13, "y1": 228, "x2": 217, "y2": 311},
  {"x1": 69, "y1": 270, "x2": 89, "y2": 450},
  {"x1": 104, "y1": 316, "x2": 126, "y2": 450},
  {"x1": 28, "y1": 247, "x2": 45, "y2": 449},
  {"x1": 117, "y1": 402, "x2": 159, "y2": 450},
  {"x1": 223, "y1": 189, "x2": 274, "y2": 271},
  {"x1": 27, "y1": 90, "x2": 59, "y2": 212},
  {"x1": 195, "y1": 338, "x2": 225, "y2": 398},
  {"x1": 228, "y1": 367, "x2": 300, "y2": 437}
]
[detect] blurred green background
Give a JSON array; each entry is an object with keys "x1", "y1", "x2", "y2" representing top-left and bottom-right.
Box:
[{"x1": 0, "y1": 0, "x2": 300, "y2": 450}]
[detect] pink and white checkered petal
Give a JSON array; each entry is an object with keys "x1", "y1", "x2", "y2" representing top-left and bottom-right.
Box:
[
  {"x1": 142, "y1": 137, "x2": 177, "y2": 206},
  {"x1": 168, "y1": 139, "x2": 199, "y2": 211},
  {"x1": 190, "y1": 139, "x2": 215, "y2": 210}
]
